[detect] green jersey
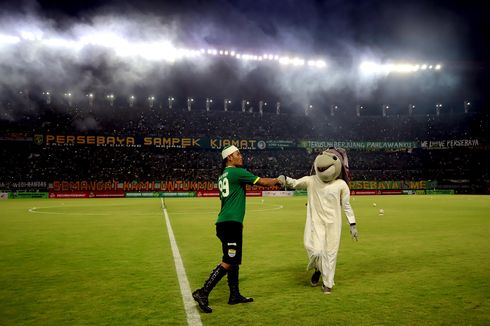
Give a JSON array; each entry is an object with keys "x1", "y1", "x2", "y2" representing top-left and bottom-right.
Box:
[{"x1": 216, "y1": 166, "x2": 260, "y2": 224}]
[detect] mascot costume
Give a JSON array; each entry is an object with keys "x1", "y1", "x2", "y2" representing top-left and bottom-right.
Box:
[{"x1": 278, "y1": 148, "x2": 358, "y2": 294}]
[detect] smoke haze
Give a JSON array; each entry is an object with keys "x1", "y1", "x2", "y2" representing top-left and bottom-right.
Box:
[{"x1": 0, "y1": 0, "x2": 484, "y2": 116}]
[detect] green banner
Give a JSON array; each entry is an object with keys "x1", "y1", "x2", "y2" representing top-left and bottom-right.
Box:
[
  {"x1": 264, "y1": 140, "x2": 297, "y2": 149},
  {"x1": 425, "y1": 189, "x2": 455, "y2": 195},
  {"x1": 11, "y1": 192, "x2": 49, "y2": 199},
  {"x1": 299, "y1": 140, "x2": 418, "y2": 150}
]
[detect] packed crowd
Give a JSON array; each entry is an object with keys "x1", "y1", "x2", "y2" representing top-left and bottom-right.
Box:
[{"x1": 0, "y1": 106, "x2": 489, "y2": 193}]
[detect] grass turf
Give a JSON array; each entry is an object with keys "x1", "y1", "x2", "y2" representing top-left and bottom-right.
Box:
[{"x1": 0, "y1": 195, "x2": 489, "y2": 325}]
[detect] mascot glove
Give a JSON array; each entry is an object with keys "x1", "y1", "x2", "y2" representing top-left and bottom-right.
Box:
[
  {"x1": 350, "y1": 223, "x2": 359, "y2": 241},
  {"x1": 277, "y1": 175, "x2": 286, "y2": 186}
]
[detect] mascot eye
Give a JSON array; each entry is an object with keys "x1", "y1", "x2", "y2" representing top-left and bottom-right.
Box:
[{"x1": 332, "y1": 156, "x2": 338, "y2": 160}]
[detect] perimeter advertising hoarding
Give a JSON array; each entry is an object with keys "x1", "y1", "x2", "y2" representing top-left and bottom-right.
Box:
[
  {"x1": 11, "y1": 192, "x2": 49, "y2": 199},
  {"x1": 50, "y1": 180, "x2": 280, "y2": 193},
  {"x1": 262, "y1": 191, "x2": 295, "y2": 197},
  {"x1": 48, "y1": 192, "x2": 125, "y2": 198},
  {"x1": 125, "y1": 192, "x2": 196, "y2": 198},
  {"x1": 196, "y1": 191, "x2": 263, "y2": 197}
]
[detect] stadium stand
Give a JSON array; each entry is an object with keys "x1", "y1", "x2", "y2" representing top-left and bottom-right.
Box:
[{"x1": 0, "y1": 102, "x2": 489, "y2": 193}]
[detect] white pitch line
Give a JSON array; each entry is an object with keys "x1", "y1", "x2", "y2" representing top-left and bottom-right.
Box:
[{"x1": 160, "y1": 198, "x2": 202, "y2": 326}]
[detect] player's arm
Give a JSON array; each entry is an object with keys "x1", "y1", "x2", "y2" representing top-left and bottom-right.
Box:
[
  {"x1": 238, "y1": 169, "x2": 280, "y2": 187},
  {"x1": 255, "y1": 177, "x2": 280, "y2": 187}
]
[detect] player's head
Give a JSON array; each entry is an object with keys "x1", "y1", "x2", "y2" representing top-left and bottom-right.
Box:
[{"x1": 221, "y1": 145, "x2": 243, "y2": 168}]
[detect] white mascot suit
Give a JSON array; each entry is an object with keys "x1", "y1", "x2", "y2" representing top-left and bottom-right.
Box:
[{"x1": 280, "y1": 148, "x2": 358, "y2": 294}]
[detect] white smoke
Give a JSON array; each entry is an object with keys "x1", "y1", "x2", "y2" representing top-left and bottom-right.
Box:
[{"x1": 0, "y1": 0, "x2": 467, "y2": 117}]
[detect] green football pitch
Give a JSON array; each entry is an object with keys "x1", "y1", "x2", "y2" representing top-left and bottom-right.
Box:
[{"x1": 1, "y1": 195, "x2": 489, "y2": 325}]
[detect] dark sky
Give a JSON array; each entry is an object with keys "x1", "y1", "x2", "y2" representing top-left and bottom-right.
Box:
[
  {"x1": 1, "y1": 0, "x2": 489, "y2": 113},
  {"x1": 27, "y1": 0, "x2": 490, "y2": 62},
  {"x1": 32, "y1": 0, "x2": 490, "y2": 61}
]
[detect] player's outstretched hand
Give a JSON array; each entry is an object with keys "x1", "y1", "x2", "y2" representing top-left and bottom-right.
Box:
[
  {"x1": 277, "y1": 175, "x2": 286, "y2": 186},
  {"x1": 349, "y1": 223, "x2": 359, "y2": 241}
]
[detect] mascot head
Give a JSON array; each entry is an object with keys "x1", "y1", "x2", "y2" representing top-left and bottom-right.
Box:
[{"x1": 314, "y1": 148, "x2": 351, "y2": 183}]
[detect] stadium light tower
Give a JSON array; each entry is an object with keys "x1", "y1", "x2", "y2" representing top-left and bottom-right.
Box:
[
  {"x1": 276, "y1": 101, "x2": 281, "y2": 115},
  {"x1": 259, "y1": 100, "x2": 264, "y2": 115},
  {"x1": 129, "y1": 95, "x2": 135, "y2": 108},
  {"x1": 224, "y1": 99, "x2": 231, "y2": 112},
  {"x1": 43, "y1": 91, "x2": 51, "y2": 105},
  {"x1": 168, "y1": 97, "x2": 175, "y2": 109},
  {"x1": 106, "y1": 94, "x2": 115, "y2": 107},
  {"x1": 330, "y1": 104, "x2": 338, "y2": 117},
  {"x1": 241, "y1": 99, "x2": 250, "y2": 113},
  {"x1": 356, "y1": 105, "x2": 364, "y2": 117},
  {"x1": 86, "y1": 93, "x2": 94, "y2": 107},
  {"x1": 464, "y1": 100, "x2": 471, "y2": 114},
  {"x1": 435, "y1": 103, "x2": 443, "y2": 116},
  {"x1": 305, "y1": 104, "x2": 313, "y2": 116},
  {"x1": 408, "y1": 104, "x2": 415, "y2": 116},
  {"x1": 382, "y1": 104, "x2": 390, "y2": 117},
  {"x1": 148, "y1": 96, "x2": 155, "y2": 109},
  {"x1": 206, "y1": 98, "x2": 213, "y2": 112},
  {"x1": 64, "y1": 92, "x2": 73, "y2": 107},
  {"x1": 187, "y1": 97, "x2": 194, "y2": 111}
]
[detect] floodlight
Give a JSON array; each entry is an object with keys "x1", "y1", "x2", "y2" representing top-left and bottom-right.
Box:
[
  {"x1": 43, "y1": 37, "x2": 82, "y2": 49},
  {"x1": 360, "y1": 61, "x2": 379, "y2": 74},
  {"x1": 279, "y1": 57, "x2": 291, "y2": 65},
  {"x1": 0, "y1": 34, "x2": 21, "y2": 44},
  {"x1": 435, "y1": 64, "x2": 441, "y2": 70},
  {"x1": 317, "y1": 60, "x2": 327, "y2": 68},
  {"x1": 20, "y1": 31, "x2": 42, "y2": 41}
]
